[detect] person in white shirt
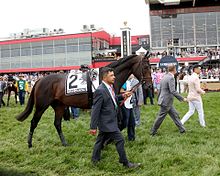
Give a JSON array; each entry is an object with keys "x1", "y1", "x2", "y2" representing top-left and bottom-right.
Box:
[
  {"x1": 120, "y1": 75, "x2": 143, "y2": 140},
  {"x1": 183, "y1": 71, "x2": 190, "y2": 93},
  {"x1": 120, "y1": 76, "x2": 135, "y2": 141},
  {"x1": 181, "y1": 65, "x2": 206, "y2": 127}
]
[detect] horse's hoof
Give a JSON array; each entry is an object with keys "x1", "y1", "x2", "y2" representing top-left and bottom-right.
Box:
[
  {"x1": 28, "y1": 144, "x2": 32, "y2": 148},
  {"x1": 62, "y1": 143, "x2": 68, "y2": 147}
]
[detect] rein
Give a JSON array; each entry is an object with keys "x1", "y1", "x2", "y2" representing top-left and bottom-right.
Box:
[
  {"x1": 119, "y1": 54, "x2": 150, "y2": 107},
  {"x1": 119, "y1": 81, "x2": 144, "y2": 107}
]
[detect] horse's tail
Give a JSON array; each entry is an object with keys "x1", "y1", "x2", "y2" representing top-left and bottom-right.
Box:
[{"x1": 16, "y1": 82, "x2": 36, "y2": 122}]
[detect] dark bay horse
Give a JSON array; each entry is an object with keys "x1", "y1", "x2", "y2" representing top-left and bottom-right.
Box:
[
  {"x1": 5, "y1": 81, "x2": 18, "y2": 106},
  {"x1": 16, "y1": 53, "x2": 152, "y2": 148}
]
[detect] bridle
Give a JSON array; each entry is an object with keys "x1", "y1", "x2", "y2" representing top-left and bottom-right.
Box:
[{"x1": 139, "y1": 53, "x2": 152, "y2": 86}]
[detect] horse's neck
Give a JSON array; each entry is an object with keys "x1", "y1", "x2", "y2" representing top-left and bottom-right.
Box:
[
  {"x1": 114, "y1": 68, "x2": 131, "y2": 94},
  {"x1": 111, "y1": 55, "x2": 141, "y2": 93}
]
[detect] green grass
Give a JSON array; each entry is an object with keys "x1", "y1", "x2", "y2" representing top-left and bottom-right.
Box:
[{"x1": 0, "y1": 92, "x2": 220, "y2": 176}]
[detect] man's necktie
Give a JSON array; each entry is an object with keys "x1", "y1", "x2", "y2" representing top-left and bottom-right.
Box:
[
  {"x1": 110, "y1": 85, "x2": 117, "y2": 108},
  {"x1": 110, "y1": 85, "x2": 115, "y2": 98}
]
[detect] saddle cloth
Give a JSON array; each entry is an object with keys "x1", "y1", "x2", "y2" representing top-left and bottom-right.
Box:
[{"x1": 65, "y1": 68, "x2": 99, "y2": 95}]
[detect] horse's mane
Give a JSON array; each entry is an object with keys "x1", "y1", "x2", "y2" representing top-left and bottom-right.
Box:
[{"x1": 107, "y1": 54, "x2": 138, "y2": 68}]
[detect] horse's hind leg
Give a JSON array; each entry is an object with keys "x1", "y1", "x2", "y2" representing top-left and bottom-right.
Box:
[
  {"x1": 53, "y1": 105, "x2": 67, "y2": 146},
  {"x1": 28, "y1": 107, "x2": 47, "y2": 148}
]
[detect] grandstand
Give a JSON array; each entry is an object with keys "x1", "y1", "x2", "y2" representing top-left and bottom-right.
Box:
[
  {"x1": 0, "y1": 27, "x2": 150, "y2": 73},
  {"x1": 0, "y1": 30, "x2": 110, "y2": 73},
  {"x1": 145, "y1": 0, "x2": 220, "y2": 67}
]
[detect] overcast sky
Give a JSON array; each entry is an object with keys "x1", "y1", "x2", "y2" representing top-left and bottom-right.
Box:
[{"x1": 0, "y1": 0, "x2": 150, "y2": 38}]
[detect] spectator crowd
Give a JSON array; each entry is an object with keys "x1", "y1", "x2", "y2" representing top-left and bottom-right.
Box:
[{"x1": 151, "y1": 48, "x2": 220, "y2": 59}]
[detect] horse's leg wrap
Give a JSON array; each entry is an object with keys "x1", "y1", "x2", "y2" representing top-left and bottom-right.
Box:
[
  {"x1": 54, "y1": 119, "x2": 67, "y2": 146},
  {"x1": 27, "y1": 132, "x2": 33, "y2": 148},
  {"x1": 59, "y1": 133, "x2": 67, "y2": 146},
  {"x1": 28, "y1": 114, "x2": 41, "y2": 148}
]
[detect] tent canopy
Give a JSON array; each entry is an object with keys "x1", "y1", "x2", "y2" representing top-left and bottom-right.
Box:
[
  {"x1": 135, "y1": 46, "x2": 147, "y2": 55},
  {"x1": 159, "y1": 55, "x2": 179, "y2": 70}
]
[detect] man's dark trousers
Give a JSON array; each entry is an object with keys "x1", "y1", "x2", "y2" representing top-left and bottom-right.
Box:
[
  {"x1": 92, "y1": 130, "x2": 128, "y2": 164},
  {"x1": 0, "y1": 92, "x2": 3, "y2": 108},
  {"x1": 19, "y1": 91, "x2": 25, "y2": 105},
  {"x1": 121, "y1": 106, "x2": 135, "y2": 141}
]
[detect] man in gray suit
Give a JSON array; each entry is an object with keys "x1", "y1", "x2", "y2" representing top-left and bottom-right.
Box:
[
  {"x1": 151, "y1": 64, "x2": 187, "y2": 135},
  {"x1": 90, "y1": 67, "x2": 141, "y2": 168}
]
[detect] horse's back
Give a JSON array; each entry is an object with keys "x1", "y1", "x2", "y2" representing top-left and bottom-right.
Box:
[
  {"x1": 34, "y1": 74, "x2": 66, "y2": 104},
  {"x1": 34, "y1": 73, "x2": 90, "y2": 108}
]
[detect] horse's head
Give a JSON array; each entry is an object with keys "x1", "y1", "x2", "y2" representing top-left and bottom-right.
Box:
[
  {"x1": 108, "y1": 54, "x2": 152, "y2": 93},
  {"x1": 8, "y1": 82, "x2": 13, "y2": 87},
  {"x1": 132, "y1": 51, "x2": 152, "y2": 86},
  {"x1": 5, "y1": 81, "x2": 17, "y2": 92}
]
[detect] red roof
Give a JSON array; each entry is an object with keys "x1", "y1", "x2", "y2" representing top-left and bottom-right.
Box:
[
  {"x1": 110, "y1": 35, "x2": 149, "y2": 46},
  {"x1": 177, "y1": 57, "x2": 206, "y2": 62},
  {"x1": 150, "y1": 56, "x2": 207, "y2": 63},
  {"x1": 110, "y1": 37, "x2": 120, "y2": 46},
  {"x1": 0, "y1": 31, "x2": 111, "y2": 45},
  {"x1": 0, "y1": 31, "x2": 146, "y2": 46},
  {"x1": 0, "y1": 66, "x2": 80, "y2": 73},
  {"x1": 91, "y1": 31, "x2": 110, "y2": 42}
]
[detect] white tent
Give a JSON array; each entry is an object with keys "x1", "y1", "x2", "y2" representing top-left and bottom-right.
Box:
[{"x1": 135, "y1": 46, "x2": 147, "y2": 55}]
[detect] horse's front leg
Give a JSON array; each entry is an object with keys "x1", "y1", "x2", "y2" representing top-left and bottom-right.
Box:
[
  {"x1": 15, "y1": 92, "x2": 18, "y2": 104},
  {"x1": 7, "y1": 91, "x2": 10, "y2": 106},
  {"x1": 54, "y1": 107, "x2": 68, "y2": 146}
]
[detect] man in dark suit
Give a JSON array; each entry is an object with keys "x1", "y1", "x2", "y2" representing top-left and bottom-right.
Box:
[
  {"x1": 151, "y1": 64, "x2": 187, "y2": 135},
  {"x1": 90, "y1": 67, "x2": 141, "y2": 168},
  {"x1": 0, "y1": 76, "x2": 6, "y2": 108}
]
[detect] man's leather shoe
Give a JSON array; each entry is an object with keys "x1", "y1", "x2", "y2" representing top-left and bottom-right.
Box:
[
  {"x1": 123, "y1": 162, "x2": 141, "y2": 168},
  {"x1": 180, "y1": 130, "x2": 186, "y2": 134},
  {"x1": 91, "y1": 160, "x2": 100, "y2": 165},
  {"x1": 150, "y1": 131, "x2": 157, "y2": 136},
  {"x1": 128, "y1": 138, "x2": 135, "y2": 141}
]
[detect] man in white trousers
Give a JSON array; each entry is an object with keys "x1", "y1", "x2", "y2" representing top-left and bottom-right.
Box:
[{"x1": 181, "y1": 65, "x2": 206, "y2": 127}]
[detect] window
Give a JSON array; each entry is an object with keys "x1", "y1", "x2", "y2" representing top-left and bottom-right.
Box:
[
  {"x1": 54, "y1": 40, "x2": 65, "y2": 46},
  {"x1": 43, "y1": 47, "x2": 53, "y2": 54},
  {"x1": 11, "y1": 49, "x2": 20, "y2": 57},
  {"x1": 21, "y1": 43, "x2": 31, "y2": 56},
  {"x1": 1, "y1": 49, "x2": 10, "y2": 58},
  {"x1": 43, "y1": 41, "x2": 53, "y2": 47},
  {"x1": 1, "y1": 45, "x2": 10, "y2": 58},
  {"x1": 79, "y1": 44, "x2": 91, "y2": 51},
  {"x1": 54, "y1": 45, "x2": 65, "y2": 53},
  {"x1": 67, "y1": 45, "x2": 78, "y2": 52},
  {"x1": 32, "y1": 47, "x2": 42, "y2": 55},
  {"x1": 21, "y1": 47, "x2": 31, "y2": 56},
  {"x1": 79, "y1": 37, "x2": 91, "y2": 45},
  {"x1": 66, "y1": 38, "x2": 78, "y2": 45}
]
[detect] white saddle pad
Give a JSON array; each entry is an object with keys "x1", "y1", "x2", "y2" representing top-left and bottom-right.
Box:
[{"x1": 65, "y1": 68, "x2": 99, "y2": 95}]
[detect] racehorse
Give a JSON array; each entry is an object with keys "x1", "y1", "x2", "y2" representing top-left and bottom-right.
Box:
[
  {"x1": 16, "y1": 53, "x2": 152, "y2": 148},
  {"x1": 5, "y1": 81, "x2": 18, "y2": 106}
]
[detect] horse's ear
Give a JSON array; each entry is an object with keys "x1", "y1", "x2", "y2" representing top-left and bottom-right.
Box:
[{"x1": 144, "y1": 50, "x2": 151, "y2": 60}]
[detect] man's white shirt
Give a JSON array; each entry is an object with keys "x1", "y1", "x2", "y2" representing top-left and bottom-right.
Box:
[{"x1": 102, "y1": 81, "x2": 117, "y2": 106}]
